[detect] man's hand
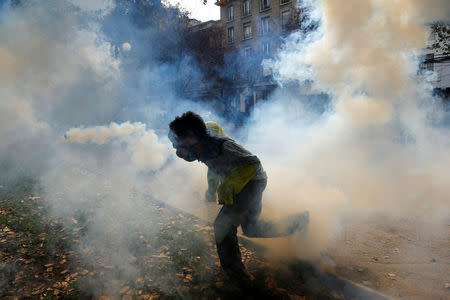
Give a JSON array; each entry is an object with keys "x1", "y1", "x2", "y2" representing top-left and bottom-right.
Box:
[{"x1": 217, "y1": 183, "x2": 233, "y2": 205}]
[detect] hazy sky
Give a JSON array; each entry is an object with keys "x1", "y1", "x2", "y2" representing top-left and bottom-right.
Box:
[{"x1": 165, "y1": 0, "x2": 220, "y2": 22}]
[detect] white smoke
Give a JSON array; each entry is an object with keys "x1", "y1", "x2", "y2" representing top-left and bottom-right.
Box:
[
  {"x1": 0, "y1": 1, "x2": 208, "y2": 297},
  {"x1": 1, "y1": 0, "x2": 449, "y2": 296},
  {"x1": 254, "y1": 0, "x2": 450, "y2": 258},
  {"x1": 64, "y1": 122, "x2": 170, "y2": 171}
]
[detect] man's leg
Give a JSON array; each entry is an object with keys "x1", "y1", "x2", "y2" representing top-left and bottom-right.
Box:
[
  {"x1": 239, "y1": 179, "x2": 283, "y2": 237},
  {"x1": 214, "y1": 206, "x2": 250, "y2": 284},
  {"x1": 240, "y1": 179, "x2": 309, "y2": 238}
]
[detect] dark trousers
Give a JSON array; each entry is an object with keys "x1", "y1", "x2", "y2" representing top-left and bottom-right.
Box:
[{"x1": 214, "y1": 178, "x2": 291, "y2": 282}]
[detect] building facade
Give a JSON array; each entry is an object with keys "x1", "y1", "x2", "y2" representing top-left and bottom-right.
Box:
[
  {"x1": 218, "y1": 0, "x2": 300, "y2": 114},
  {"x1": 420, "y1": 25, "x2": 450, "y2": 99},
  {"x1": 220, "y1": 0, "x2": 297, "y2": 53}
]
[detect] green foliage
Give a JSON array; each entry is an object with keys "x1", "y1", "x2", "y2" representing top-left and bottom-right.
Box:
[{"x1": 431, "y1": 22, "x2": 450, "y2": 55}]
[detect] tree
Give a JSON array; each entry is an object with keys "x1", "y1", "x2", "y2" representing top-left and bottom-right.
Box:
[
  {"x1": 203, "y1": 0, "x2": 229, "y2": 5},
  {"x1": 430, "y1": 22, "x2": 450, "y2": 55}
]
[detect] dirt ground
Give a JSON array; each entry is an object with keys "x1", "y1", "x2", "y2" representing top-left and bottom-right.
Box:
[
  {"x1": 1, "y1": 176, "x2": 448, "y2": 300},
  {"x1": 182, "y1": 201, "x2": 450, "y2": 300},
  {"x1": 324, "y1": 215, "x2": 449, "y2": 300},
  {"x1": 0, "y1": 180, "x2": 351, "y2": 300}
]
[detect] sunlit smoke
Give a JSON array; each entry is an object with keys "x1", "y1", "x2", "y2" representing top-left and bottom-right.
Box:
[
  {"x1": 0, "y1": 0, "x2": 449, "y2": 296},
  {"x1": 63, "y1": 122, "x2": 170, "y2": 171},
  {"x1": 255, "y1": 0, "x2": 450, "y2": 259}
]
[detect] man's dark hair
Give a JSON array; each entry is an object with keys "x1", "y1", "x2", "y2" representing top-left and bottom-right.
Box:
[{"x1": 169, "y1": 111, "x2": 207, "y2": 139}]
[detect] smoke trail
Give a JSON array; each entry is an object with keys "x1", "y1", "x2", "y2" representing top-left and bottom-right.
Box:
[
  {"x1": 254, "y1": 0, "x2": 450, "y2": 259},
  {"x1": 63, "y1": 122, "x2": 170, "y2": 171}
]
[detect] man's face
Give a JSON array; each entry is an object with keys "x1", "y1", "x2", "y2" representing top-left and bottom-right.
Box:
[{"x1": 171, "y1": 131, "x2": 203, "y2": 162}]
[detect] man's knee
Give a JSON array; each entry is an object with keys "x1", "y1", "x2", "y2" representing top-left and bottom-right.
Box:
[
  {"x1": 214, "y1": 215, "x2": 229, "y2": 243},
  {"x1": 214, "y1": 214, "x2": 237, "y2": 243}
]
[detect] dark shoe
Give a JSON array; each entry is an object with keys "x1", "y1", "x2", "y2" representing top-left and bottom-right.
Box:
[{"x1": 287, "y1": 211, "x2": 309, "y2": 236}]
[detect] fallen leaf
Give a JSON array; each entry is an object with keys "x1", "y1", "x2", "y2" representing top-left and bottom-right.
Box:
[
  {"x1": 331, "y1": 291, "x2": 345, "y2": 299},
  {"x1": 99, "y1": 263, "x2": 114, "y2": 269},
  {"x1": 215, "y1": 281, "x2": 224, "y2": 288},
  {"x1": 386, "y1": 273, "x2": 396, "y2": 280},
  {"x1": 183, "y1": 274, "x2": 193, "y2": 283},
  {"x1": 288, "y1": 295, "x2": 306, "y2": 300},
  {"x1": 120, "y1": 286, "x2": 130, "y2": 295},
  {"x1": 135, "y1": 277, "x2": 144, "y2": 284},
  {"x1": 265, "y1": 276, "x2": 278, "y2": 289},
  {"x1": 152, "y1": 253, "x2": 169, "y2": 259}
]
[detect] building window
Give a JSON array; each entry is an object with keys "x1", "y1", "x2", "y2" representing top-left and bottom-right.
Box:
[
  {"x1": 425, "y1": 53, "x2": 434, "y2": 71},
  {"x1": 243, "y1": 0, "x2": 251, "y2": 16},
  {"x1": 243, "y1": 22, "x2": 252, "y2": 39},
  {"x1": 227, "y1": 27, "x2": 234, "y2": 43},
  {"x1": 418, "y1": 53, "x2": 434, "y2": 73},
  {"x1": 261, "y1": 0, "x2": 270, "y2": 10},
  {"x1": 227, "y1": 5, "x2": 234, "y2": 21},
  {"x1": 281, "y1": 10, "x2": 290, "y2": 30},
  {"x1": 280, "y1": 0, "x2": 290, "y2": 4},
  {"x1": 261, "y1": 16, "x2": 270, "y2": 34},
  {"x1": 244, "y1": 47, "x2": 252, "y2": 57},
  {"x1": 262, "y1": 41, "x2": 270, "y2": 56}
]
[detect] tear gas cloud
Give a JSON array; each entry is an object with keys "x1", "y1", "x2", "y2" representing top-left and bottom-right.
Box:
[
  {"x1": 256, "y1": 0, "x2": 450, "y2": 258},
  {"x1": 0, "y1": 0, "x2": 210, "y2": 296},
  {"x1": 64, "y1": 122, "x2": 170, "y2": 171},
  {"x1": 0, "y1": 0, "x2": 449, "y2": 296}
]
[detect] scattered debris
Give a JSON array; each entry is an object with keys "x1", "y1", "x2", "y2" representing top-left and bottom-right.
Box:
[{"x1": 386, "y1": 273, "x2": 396, "y2": 280}]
